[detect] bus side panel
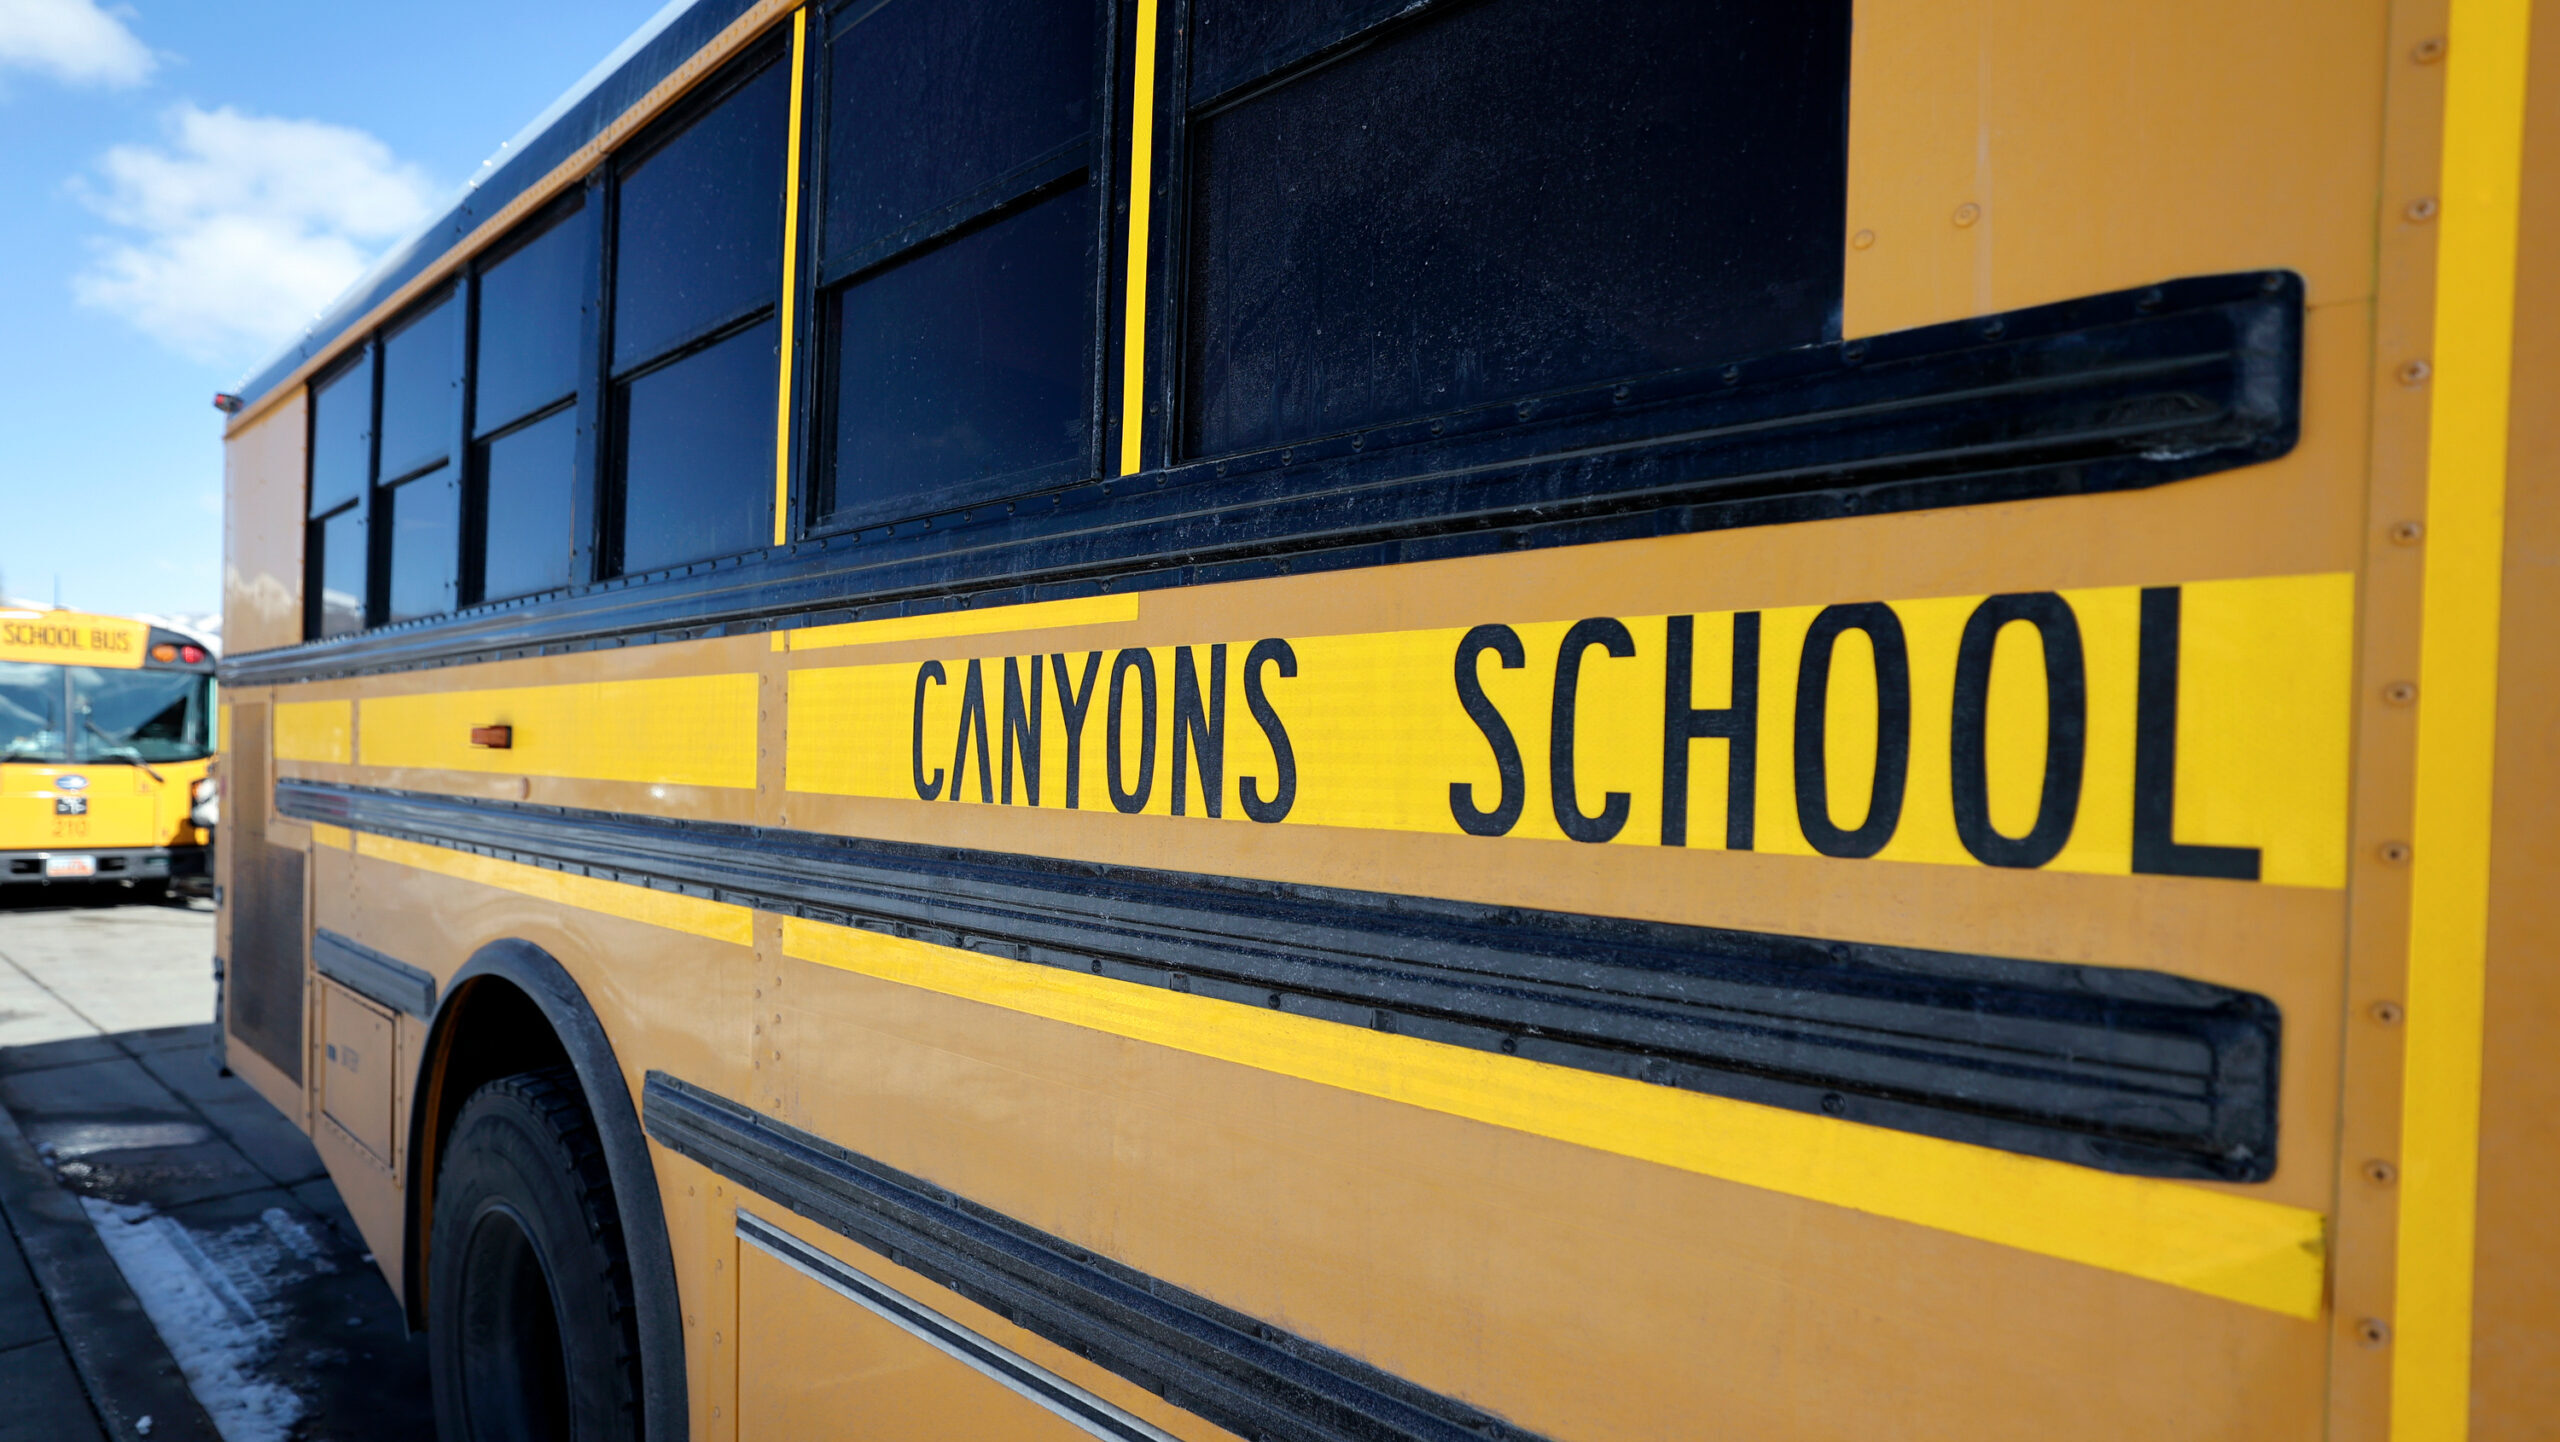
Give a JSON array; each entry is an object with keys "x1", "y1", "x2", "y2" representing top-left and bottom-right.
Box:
[
  {"x1": 736, "y1": 1232, "x2": 1220, "y2": 1442},
  {"x1": 221, "y1": 698, "x2": 307, "y2": 1098},
  {"x1": 2468, "y1": 9, "x2": 2560, "y2": 1432},
  {"x1": 221, "y1": 392, "x2": 306, "y2": 657},
  {"x1": 1843, "y1": 0, "x2": 2387, "y2": 338}
]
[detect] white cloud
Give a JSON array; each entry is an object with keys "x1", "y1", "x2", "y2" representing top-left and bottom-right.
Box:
[
  {"x1": 0, "y1": 0, "x2": 153, "y2": 87},
  {"x1": 72, "y1": 104, "x2": 439, "y2": 364}
]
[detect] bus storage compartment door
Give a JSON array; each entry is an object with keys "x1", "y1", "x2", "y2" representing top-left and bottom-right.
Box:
[{"x1": 320, "y1": 980, "x2": 396, "y2": 1163}]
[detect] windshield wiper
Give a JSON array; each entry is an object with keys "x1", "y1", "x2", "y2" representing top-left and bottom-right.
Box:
[{"x1": 80, "y1": 723, "x2": 165, "y2": 783}]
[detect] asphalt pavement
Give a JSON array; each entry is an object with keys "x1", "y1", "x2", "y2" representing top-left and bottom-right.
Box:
[{"x1": 0, "y1": 884, "x2": 433, "y2": 1442}]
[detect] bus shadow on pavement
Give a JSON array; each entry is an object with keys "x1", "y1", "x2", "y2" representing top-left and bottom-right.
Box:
[{"x1": 0, "y1": 1023, "x2": 432, "y2": 1441}]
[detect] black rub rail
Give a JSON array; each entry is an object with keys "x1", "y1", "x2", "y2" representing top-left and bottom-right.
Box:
[{"x1": 281, "y1": 779, "x2": 2281, "y2": 1180}]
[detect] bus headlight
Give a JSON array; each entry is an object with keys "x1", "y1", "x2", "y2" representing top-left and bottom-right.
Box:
[{"x1": 191, "y1": 774, "x2": 219, "y2": 830}]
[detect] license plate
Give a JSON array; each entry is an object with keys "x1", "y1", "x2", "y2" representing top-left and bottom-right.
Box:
[
  {"x1": 54, "y1": 796, "x2": 86, "y2": 816},
  {"x1": 43, "y1": 855, "x2": 96, "y2": 879}
]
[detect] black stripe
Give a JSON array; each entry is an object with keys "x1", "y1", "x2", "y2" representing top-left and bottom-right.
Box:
[
  {"x1": 736, "y1": 1214, "x2": 1172, "y2": 1442},
  {"x1": 312, "y1": 929, "x2": 437, "y2": 1018},
  {"x1": 280, "y1": 779, "x2": 2280, "y2": 1180},
  {"x1": 647, "y1": 1074, "x2": 1553, "y2": 1442},
  {"x1": 223, "y1": 274, "x2": 2300, "y2": 686}
]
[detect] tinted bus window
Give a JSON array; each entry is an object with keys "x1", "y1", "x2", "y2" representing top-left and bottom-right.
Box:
[
  {"x1": 378, "y1": 289, "x2": 458, "y2": 483},
  {"x1": 814, "y1": 0, "x2": 1098, "y2": 527},
  {"x1": 0, "y1": 663, "x2": 66, "y2": 762},
  {"x1": 311, "y1": 503, "x2": 367, "y2": 638},
  {"x1": 475, "y1": 201, "x2": 587, "y2": 434},
  {"x1": 480, "y1": 408, "x2": 579, "y2": 600},
  {"x1": 1190, "y1": 0, "x2": 1381, "y2": 95},
  {"x1": 613, "y1": 317, "x2": 777, "y2": 576},
  {"x1": 383, "y1": 467, "x2": 460, "y2": 622},
  {"x1": 1180, "y1": 0, "x2": 1850, "y2": 457},
  {"x1": 822, "y1": 0, "x2": 1091, "y2": 258},
  {"x1": 611, "y1": 60, "x2": 787, "y2": 372},
  {"x1": 608, "y1": 53, "x2": 787, "y2": 574},
  {"x1": 473, "y1": 200, "x2": 590, "y2": 605},
  {"x1": 69, "y1": 668, "x2": 211, "y2": 762},
  {"x1": 824, "y1": 188, "x2": 1089, "y2": 520},
  {"x1": 308, "y1": 351, "x2": 372, "y2": 518}
]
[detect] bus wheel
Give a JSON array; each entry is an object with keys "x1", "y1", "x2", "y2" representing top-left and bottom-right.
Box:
[{"x1": 429, "y1": 1066, "x2": 643, "y2": 1442}]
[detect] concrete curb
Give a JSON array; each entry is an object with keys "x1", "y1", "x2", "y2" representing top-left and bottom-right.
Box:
[{"x1": 0, "y1": 1100, "x2": 218, "y2": 1442}]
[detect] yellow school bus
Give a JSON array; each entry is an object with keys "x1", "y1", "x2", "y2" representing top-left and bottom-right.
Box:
[
  {"x1": 1, "y1": 608, "x2": 216, "y2": 894},
  {"x1": 214, "y1": 0, "x2": 2556, "y2": 1437}
]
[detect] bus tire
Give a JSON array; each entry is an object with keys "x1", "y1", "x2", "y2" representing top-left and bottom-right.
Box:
[{"x1": 428, "y1": 1065, "x2": 644, "y2": 1442}]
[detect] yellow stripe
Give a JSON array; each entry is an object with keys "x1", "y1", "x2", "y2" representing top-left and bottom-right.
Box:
[
  {"x1": 1116, "y1": 0, "x2": 1159, "y2": 475},
  {"x1": 311, "y1": 823, "x2": 351, "y2": 851},
  {"x1": 358, "y1": 674, "x2": 757, "y2": 787},
  {"x1": 357, "y1": 832, "x2": 753, "y2": 946},
  {"x1": 784, "y1": 594, "x2": 1139, "y2": 654},
  {"x1": 2393, "y1": 0, "x2": 2532, "y2": 1434},
  {"x1": 274, "y1": 700, "x2": 353, "y2": 764},
  {"x1": 784, "y1": 916, "x2": 2327, "y2": 1317},
  {"x1": 772, "y1": 7, "x2": 809, "y2": 548}
]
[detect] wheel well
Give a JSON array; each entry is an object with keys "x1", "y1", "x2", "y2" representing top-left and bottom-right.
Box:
[{"x1": 405, "y1": 973, "x2": 573, "y2": 1329}]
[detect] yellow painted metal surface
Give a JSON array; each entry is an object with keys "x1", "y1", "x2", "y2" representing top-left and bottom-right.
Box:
[
  {"x1": 770, "y1": 8, "x2": 805, "y2": 548},
  {"x1": 1843, "y1": 0, "x2": 2388, "y2": 336},
  {"x1": 220, "y1": 390, "x2": 305, "y2": 654},
  {"x1": 1117, "y1": 0, "x2": 1160, "y2": 475},
  {"x1": 779, "y1": 594, "x2": 1139, "y2": 654},
  {"x1": 354, "y1": 832, "x2": 753, "y2": 946},
  {"x1": 783, "y1": 913, "x2": 2325, "y2": 1316},
  {"x1": 0, "y1": 611, "x2": 149, "y2": 669},
  {"x1": 274, "y1": 700, "x2": 352, "y2": 764},
  {"x1": 0, "y1": 757, "x2": 212, "y2": 853},
  {"x1": 357, "y1": 674, "x2": 758, "y2": 788},
  {"x1": 319, "y1": 981, "x2": 396, "y2": 1162},
  {"x1": 738, "y1": 1229, "x2": 1206, "y2": 1441},
  {"x1": 2395, "y1": 0, "x2": 2536, "y2": 1437}
]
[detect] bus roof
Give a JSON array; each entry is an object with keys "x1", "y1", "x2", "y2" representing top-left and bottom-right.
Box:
[{"x1": 227, "y1": 0, "x2": 748, "y2": 417}]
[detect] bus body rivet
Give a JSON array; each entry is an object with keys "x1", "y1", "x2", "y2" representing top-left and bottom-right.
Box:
[
  {"x1": 2390, "y1": 519, "x2": 2425, "y2": 545},
  {"x1": 2384, "y1": 681, "x2": 2418, "y2": 705},
  {"x1": 2372, "y1": 1000, "x2": 2406, "y2": 1025},
  {"x1": 2398, "y1": 359, "x2": 2431, "y2": 385},
  {"x1": 2405, "y1": 197, "x2": 2438, "y2": 222},
  {"x1": 2357, "y1": 1318, "x2": 2391, "y2": 1348},
  {"x1": 2364, "y1": 1159, "x2": 2398, "y2": 1186},
  {"x1": 1952, "y1": 203, "x2": 1980, "y2": 228},
  {"x1": 2413, "y1": 36, "x2": 2446, "y2": 63},
  {"x1": 1851, "y1": 228, "x2": 1876, "y2": 249},
  {"x1": 2379, "y1": 841, "x2": 2413, "y2": 864}
]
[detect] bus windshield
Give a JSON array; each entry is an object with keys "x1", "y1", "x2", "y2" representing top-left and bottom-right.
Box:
[
  {"x1": 0, "y1": 662, "x2": 213, "y2": 764},
  {"x1": 0, "y1": 662, "x2": 67, "y2": 762}
]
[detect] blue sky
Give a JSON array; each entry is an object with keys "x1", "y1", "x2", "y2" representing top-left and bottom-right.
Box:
[{"x1": 0, "y1": 0, "x2": 668, "y2": 630}]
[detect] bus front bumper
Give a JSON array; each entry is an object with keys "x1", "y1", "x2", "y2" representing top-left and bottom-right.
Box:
[{"x1": 1, "y1": 847, "x2": 205, "y2": 886}]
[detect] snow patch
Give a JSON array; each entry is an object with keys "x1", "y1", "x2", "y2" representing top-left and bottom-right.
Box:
[{"x1": 81, "y1": 1198, "x2": 308, "y2": 1442}]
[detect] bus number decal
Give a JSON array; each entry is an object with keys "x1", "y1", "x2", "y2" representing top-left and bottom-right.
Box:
[{"x1": 788, "y1": 572, "x2": 2351, "y2": 888}]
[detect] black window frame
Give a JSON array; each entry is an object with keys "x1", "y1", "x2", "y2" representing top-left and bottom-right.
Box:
[
  {"x1": 371, "y1": 282, "x2": 468, "y2": 627},
  {"x1": 793, "y1": 0, "x2": 1131, "y2": 542},
  {"x1": 464, "y1": 186, "x2": 603, "y2": 607},
  {"x1": 302, "y1": 344, "x2": 376, "y2": 641},
  {"x1": 597, "y1": 35, "x2": 796, "y2": 581}
]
